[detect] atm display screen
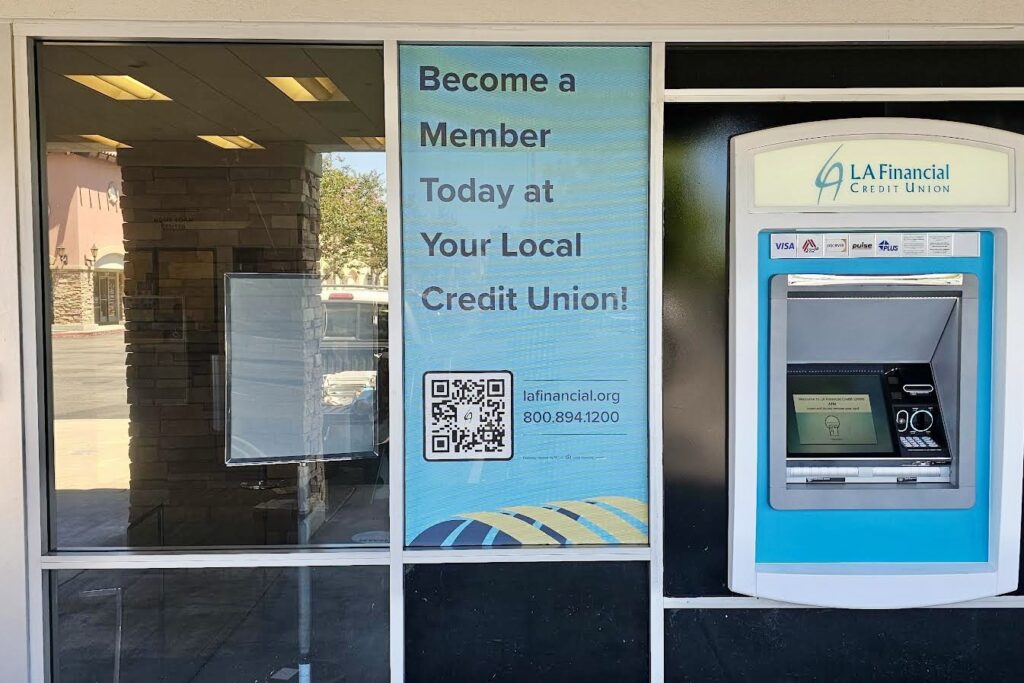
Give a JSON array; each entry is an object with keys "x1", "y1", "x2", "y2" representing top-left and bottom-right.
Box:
[{"x1": 787, "y1": 373, "x2": 895, "y2": 455}]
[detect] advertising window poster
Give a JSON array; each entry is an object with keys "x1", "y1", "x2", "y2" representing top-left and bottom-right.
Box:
[{"x1": 401, "y1": 45, "x2": 650, "y2": 547}]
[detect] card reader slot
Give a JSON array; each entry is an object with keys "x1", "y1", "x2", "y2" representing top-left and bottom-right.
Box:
[{"x1": 788, "y1": 466, "x2": 944, "y2": 477}]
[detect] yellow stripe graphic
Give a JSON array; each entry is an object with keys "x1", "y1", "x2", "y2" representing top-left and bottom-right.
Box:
[
  {"x1": 457, "y1": 511, "x2": 559, "y2": 545},
  {"x1": 551, "y1": 501, "x2": 648, "y2": 544},
  {"x1": 588, "y1": 496, "x2": 648, "y2": 525},
  {"x1": 504, "y1": 505, "x2": 606, "y2": 544}
]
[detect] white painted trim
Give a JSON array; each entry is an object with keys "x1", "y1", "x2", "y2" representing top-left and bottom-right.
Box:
[
  {"x1": 12, "y1": 30, "x2": 47, "y2": 683},
  {"x1": 648, "y1": 40, "x2": 666, "y2": 683},
  {"x1": 402, "y1": 547, "x2": 651, "y2": 564},
  {"x1": 39, "y1": 551, "x2": 390, "y2": 569},
  {"x1": 383, "y1": 39, "x2": 405, "y2": 683},
  {"x1": 666, "y1": 87, "x2": 1024, "y2": 103},
  {"x1": 11, "y1": 20, "x2": 1024, "y2": 43},
  {"x1": 665, "y1": 595, "x2": 1024, "y2": 609},
  {"x1": 0, "y1": 22, "x2": 30, "y2": 683}
]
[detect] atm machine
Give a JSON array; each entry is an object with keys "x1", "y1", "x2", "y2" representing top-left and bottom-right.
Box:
[{"x1": 728, "y1": 119, "x2": 1024, "y2": 608}]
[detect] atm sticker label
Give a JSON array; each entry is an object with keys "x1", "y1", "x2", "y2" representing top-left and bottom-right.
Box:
[
  {"x1": 875, "y1": 234, "x2": 903, "y2": 257},
  {"x1": 824, "y1": 234, "x2": 849, "y2": 257},
  {"x1": 769, "y1": 231, "x2": 979, "y2": 259},
  {"x1": 771, "y1": 234, "x2": 798, "y2": 258},
  {"x1": 902, "y1": 233, "x2": 928, "y2": 257},
  {"x1": 927, "y1": 233, "x2": 954, "y2": 256},
  {"x1": 796, "y1": 234, "x2": 824, "y2": 258},
  {"x1": 849, "y1": 235, "x2": 875, "y2": 256}
]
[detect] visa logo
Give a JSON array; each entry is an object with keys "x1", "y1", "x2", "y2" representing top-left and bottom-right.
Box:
[{"x1": 775, "y1": 241, "x2": 795, "y2": 250}]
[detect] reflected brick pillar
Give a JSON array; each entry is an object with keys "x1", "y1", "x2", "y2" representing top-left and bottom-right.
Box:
[
  {"x1": 118, "y1": 142, "x2": 325, "y2": 546},
  {"x1": 50, "y1": 268, "x2": 94, "y2": 326}
]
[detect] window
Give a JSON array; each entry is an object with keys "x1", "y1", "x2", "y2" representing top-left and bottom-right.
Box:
[{"x1": 39, "y1": 42, "x2": 387, "y2": 549}]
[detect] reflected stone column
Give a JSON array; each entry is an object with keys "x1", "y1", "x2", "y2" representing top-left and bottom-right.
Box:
[{"x1": 118, "y1": 142, "x2": 325, "y2": 546}]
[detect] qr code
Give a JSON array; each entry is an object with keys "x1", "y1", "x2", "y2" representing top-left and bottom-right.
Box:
[{"x1": 423, "y1": 371, "x2": 513, "y2": 461}]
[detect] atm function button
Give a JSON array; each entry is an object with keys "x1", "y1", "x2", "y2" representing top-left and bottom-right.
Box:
[{"x1": 910, "y1": 409, "x2": 934, "y2": 433}]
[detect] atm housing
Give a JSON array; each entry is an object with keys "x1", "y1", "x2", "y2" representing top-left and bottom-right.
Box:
[{"x1": 770, "y1": 273, "x2": 977, "y2": 510}]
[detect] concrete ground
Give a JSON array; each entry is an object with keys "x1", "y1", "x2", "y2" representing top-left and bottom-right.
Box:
[
  {"x1": 52, "y1": 330, "x2": 130, "y2": 548},
  {"x1": 52, "y1": 329, "x2": 128, "y2": 421}
]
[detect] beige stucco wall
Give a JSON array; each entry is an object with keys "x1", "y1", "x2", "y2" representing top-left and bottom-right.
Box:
[
  {"x1": 2, "y1": 0, "x2": 1024, "y2": 26},
  {"x1": 47, "y1": 152, "x2": 124, "y2": 268}
]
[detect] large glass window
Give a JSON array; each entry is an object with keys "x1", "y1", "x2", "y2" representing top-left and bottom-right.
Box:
[
  {"x1": 51, "y1": 567, "x2": 389, "y2": 682},
  {"x1": 38, "y1": 42, "x2": 389, "y2": 549}
]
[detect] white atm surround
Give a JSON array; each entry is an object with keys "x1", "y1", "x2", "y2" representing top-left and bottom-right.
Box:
[{"x1": 728, "y1": 118, "x2": 1024, "y2": 608}]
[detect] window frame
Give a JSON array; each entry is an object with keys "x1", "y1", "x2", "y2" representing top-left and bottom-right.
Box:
[{"x1": 5, "y1": 27, "x2": 665, "y2": 683}]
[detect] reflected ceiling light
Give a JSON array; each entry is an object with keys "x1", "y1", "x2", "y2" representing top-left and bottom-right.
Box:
[
  {"x1": 197, "y1": 135, "x2": 265, "y2": 150},
  {"x1": 65, "y1": 75, "x2": 171, "y2": 101},
  {"x1": 266, "y1": 76, "x2": 348, "y2": 102},
  {"x1": 79, "y1": 134, "x2": 132, "y2": 149}
]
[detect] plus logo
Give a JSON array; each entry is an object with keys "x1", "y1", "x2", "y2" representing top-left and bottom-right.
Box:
[{"x1": 878, "y1": 239, "x2": 899, "y2": 254}]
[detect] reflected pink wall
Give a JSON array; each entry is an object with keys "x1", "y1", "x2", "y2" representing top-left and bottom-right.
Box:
[{"x1": 46, "y1": 153, "x2": 124, "y2": 266}]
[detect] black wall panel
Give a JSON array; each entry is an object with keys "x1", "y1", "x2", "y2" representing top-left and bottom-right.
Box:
[
  {"x1": 666, "y1": 608, "x2": 1024, "y2": 682},
  {"x1": 667, "y1": 44, "x2": 1024, "y2": 89},
  {"x1": 404, "y1": 562, "x2": 649, "y2": 682}
]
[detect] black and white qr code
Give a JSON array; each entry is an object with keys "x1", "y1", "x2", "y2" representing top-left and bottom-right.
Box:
[{"x1": 423, "y1": 371, "x2": 513, "y2": 461}]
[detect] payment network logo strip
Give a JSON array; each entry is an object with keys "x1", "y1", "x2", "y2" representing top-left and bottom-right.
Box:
[{"x1": 769, "y1": 232, "x2": 980, "y2": 259}]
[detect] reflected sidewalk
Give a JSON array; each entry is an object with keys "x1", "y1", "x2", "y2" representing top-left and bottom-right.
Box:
[{"x1": 54, "y1": 418, "x2": 130, "y2": 490}]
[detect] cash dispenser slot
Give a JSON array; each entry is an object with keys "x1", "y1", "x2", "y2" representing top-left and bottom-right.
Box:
[{"x1": 769, "y1": 273, "x2": 977, "y2": 510}]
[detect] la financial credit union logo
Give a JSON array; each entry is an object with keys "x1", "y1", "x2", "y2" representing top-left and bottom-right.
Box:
[{"x1": 813, "y1": 144, "x2": 953, "y2": 204}]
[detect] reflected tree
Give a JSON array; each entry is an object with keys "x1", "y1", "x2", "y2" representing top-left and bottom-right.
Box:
[{"x1": 319, "y1": 159, "x2": 387, "y2": 284}]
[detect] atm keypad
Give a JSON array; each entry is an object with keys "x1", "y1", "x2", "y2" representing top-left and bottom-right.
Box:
[{"x1": 900, "y1": 435, "x2": 939, "y2": 450}]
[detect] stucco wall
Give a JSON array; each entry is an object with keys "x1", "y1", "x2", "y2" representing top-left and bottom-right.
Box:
[
  {"x1": 47, "y1": 152, "x2": 124, "y2": 268},
  {"x1": 2, "y1": 0, "x2": 1024, "y2": 26}
]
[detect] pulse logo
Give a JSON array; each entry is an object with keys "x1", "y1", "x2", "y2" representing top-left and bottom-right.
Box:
[
  {"x1": 878, "y1": 239, "x2": 899, "y2": 253},
  {"x1": 802, "y1": 238, "x2": 819, "y2": 254},
  {"x1": 815, "y1": 145, "x2": 844, "y2": 204},
  {"x1": 850, "y1": 240, "x2": 874, "y2": 254}
]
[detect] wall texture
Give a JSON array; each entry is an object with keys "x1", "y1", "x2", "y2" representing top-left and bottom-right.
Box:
[{"x1": 2, "y1": 0, "x2": 1024, "y2": 26}]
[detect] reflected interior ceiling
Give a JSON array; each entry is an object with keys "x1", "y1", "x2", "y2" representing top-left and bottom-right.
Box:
[{"x1": 38, "y1": 43, "x2": 384, "y2": 153}]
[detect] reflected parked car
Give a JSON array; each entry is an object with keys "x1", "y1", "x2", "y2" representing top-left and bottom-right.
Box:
[{"x1": 320, "y1": 286, "x2": 388, "y2": 460}]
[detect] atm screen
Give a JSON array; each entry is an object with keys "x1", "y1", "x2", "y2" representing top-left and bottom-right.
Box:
[{"x1": 787, "y1": 373, "x2": 895, "y2": 455}]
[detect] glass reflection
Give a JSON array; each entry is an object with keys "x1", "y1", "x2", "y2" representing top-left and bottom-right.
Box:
[
  {"x1": 41, "y1": 42, "x2": 389, "y2": 548},
  {"x1": 52, "y1": 567, "x2": 389, "y2": 682}
]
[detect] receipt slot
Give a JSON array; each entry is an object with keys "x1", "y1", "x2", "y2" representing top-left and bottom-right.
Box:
[{"x1": 728, "y1": 119, "x2": 1024, "y2": 608}]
